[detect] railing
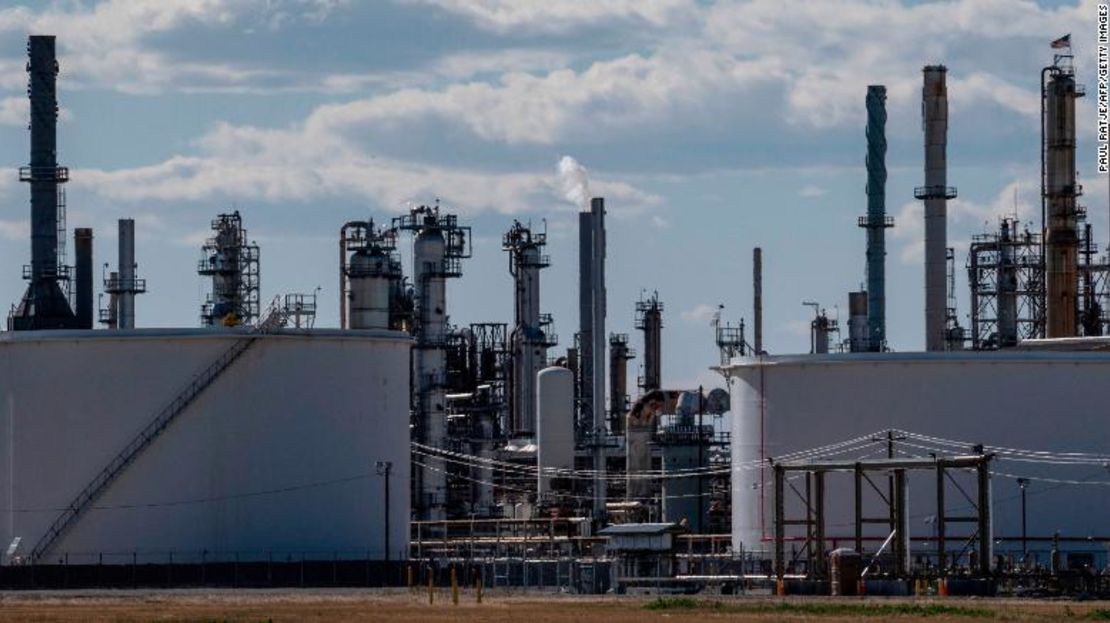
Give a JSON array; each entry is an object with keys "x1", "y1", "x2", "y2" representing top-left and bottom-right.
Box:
[{"x1": 28, "y1": 302, "x2": 288, "y2": 563}]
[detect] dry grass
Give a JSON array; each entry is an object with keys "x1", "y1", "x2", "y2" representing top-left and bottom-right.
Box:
[{"x1": 0, "y1": 589, "x2": 1105, "y2": 622}]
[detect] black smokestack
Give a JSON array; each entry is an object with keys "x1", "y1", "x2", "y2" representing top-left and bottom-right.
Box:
[
  {"x1": 74, "y1": 227, "x2": 92, "y2": 329},
  {"x1": 8, "y1": 35, "x2": 77, "y2": 330}
]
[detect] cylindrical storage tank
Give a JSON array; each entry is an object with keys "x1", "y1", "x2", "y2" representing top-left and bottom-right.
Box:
[
  {"x1": 0, "y1": 329, "x2": 411, "y2": 563},
  {"x1": 537, "y1": 366, "x2": 574, "y2": 497},
  {"x1": 731, "y1": 372, "x2": 763, "y2": 553},
  {"x1": 348, "y1": 250, "x2": 392, "y2": 330},
  {"x1": 848, "y1": 291, "x2": 868, "y2": 352}
]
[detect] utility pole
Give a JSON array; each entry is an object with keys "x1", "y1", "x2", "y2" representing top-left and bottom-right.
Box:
[
  {"x1": 1017, "y1": 477, "x2": 1028, "y2": 559},
  {"x1": 376, "y1": 461, "x2": 393, "y2": 562}
]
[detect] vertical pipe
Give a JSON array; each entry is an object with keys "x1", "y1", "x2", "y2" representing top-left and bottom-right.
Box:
[
  {"x1": 773, "y1": 464, "x2": 785, "y2": 580},
  {"x1": 590, "y1": 197, "x2": 607, "y2": 520},
  {"x1": 1044, "y1": 64, "x2": 1081, "y2": 337},
  {"x1": 814, "y1": 470, "x2": 825, "y2": 578},
  {"x1": 753, "y1": 248, "x2": 763, "y2": 354},
  {"x1": 936, "y1": 465, "x2": 946, "y2": 573},
  {"x1": 73, "y1": 228, "x2": 92, "y2": 329},
  {"x1": 854, "y1": 464, "x2": 863, "y2": 555},
  {"x1": 118, "y1": 219, "x2": 136, "y2": 329},
  {"x1": 977, "y1": 459, "x2": 993, "y2": 576},
  {"x1": 863, "y1": 85, "x2": 890, "y2": 351},
  {"x1": 919, "y1": 66, "x2": 955, "y2": 351}
]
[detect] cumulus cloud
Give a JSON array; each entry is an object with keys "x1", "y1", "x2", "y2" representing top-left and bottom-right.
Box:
[
  {"x1": 404, "y1": 0, "x2": 698, "y2": 34},
  {"x1": 71, "y1": 123, "x2": 662, "y2": 215},
  {"x1": 892, "y1": 179, "x2": 1040, "y2": 264}
]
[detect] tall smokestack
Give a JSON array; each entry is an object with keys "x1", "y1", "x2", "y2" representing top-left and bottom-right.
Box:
[
  {"x1": 578, "y1": 211, "x2": 594, "y2": 435},
  {"x1": 73, "y1": 228, "x2": 92, "y2": 329},
  {"x1": 860, "y1": 85, "x2": 893, "y2": 351},
  {"x1": 1043, "y1": 57, "x2": 1082, "y2": 338},
  {"x1": 916, "y1": 66, "x2": 957, "y2": 351},
  {"x1": 753, "y1": 248, "x2": 763, "y2": 355},
  {"x1": 8, "y1": 35, "x2": 77, "y2": 330},
  {"x1": 589, "y1": 197, "x2": 607, "y2": 520}
]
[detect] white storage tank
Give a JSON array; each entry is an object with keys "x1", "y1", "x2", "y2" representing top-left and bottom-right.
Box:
[
  {"x1": 725, "y1": 351, "x2": 1110, "y2": 556},
  {"x1": 0, "y1": 328, "x2": 410, "y2": 564},
  {"x1": 536, "y1": 366, "x2": 574, "y2": 497}
]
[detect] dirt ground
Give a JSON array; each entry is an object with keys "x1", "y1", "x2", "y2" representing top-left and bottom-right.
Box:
[{"x1": 0, "y1": 589, "x2": 1106, "y2": 622}]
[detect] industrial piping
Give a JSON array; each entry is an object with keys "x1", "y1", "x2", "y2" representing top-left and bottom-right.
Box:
[
  {"x1": 753, "y1": 248, "x2": 763, "y2": 355},
  {"x1": 915, "y1": 66, "x2": 957, "y2": 351}
]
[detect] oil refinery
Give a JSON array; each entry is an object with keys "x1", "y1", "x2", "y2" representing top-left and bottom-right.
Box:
[{"x1": 0, "y1": 32, "x2": 1108, "y2": 598}]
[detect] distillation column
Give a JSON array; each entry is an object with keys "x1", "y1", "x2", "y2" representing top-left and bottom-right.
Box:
[
  {"x1": 753, "y1": 248, "x2": 763, "y2": 355},
  {"x1": 860, "y1": 85, "x2": 893, "y2": 351},
  {"x1": 1043, "y1": 58, "x2": 1083, "y2": 338},
  {"x1": 636, "y1": 292, "x2": 663, "y2": 392},
  {"x1": 9, "y1": 35, "x2": 77, "y2": 330},
  {"x1": 608, "y1": 334, "x2": 634, "y2": 434},
  {"x1": 504, "y1": 222, "x2": 551, "y2": 435},
  {"x1": 342, "y1": 220, "x2": 401, "y2": 331},
  {"x1": 916, "y1": 66, "x2": 957, "y2": 351},
  {"x1": 396, "y1": 206, "x2": 470, "y2": 521}
]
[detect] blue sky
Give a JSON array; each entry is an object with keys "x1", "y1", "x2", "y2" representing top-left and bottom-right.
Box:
[{"x1": 0, "y1": 0, "x2": 1103, "y2": 391}]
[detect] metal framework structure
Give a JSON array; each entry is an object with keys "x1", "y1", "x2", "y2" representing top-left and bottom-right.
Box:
[
  {"x1": 772, "y1": 452, "x2": 994, "y2": 581},
  {"x1": 197, "y1": 211, "x2": 260, "y2": 327},
  {"x1": 968, "y1": 219, "x2": 1046, "y2": 349}
]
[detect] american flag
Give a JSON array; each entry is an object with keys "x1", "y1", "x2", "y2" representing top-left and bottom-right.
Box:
[{"x1": 1051, "y1": 34, "x2": 1071, "y2": 49}]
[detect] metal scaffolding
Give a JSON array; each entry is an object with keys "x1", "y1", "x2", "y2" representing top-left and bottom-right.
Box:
[
  {"x1": 968, "y1": 219, "x2": 1045, "y2": 349},
  {"x1": 772, "y1": 452, "x2": 994, "y2": 581}
]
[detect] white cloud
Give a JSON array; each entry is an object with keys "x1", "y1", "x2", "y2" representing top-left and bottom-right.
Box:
[
  {"x1": 799, "y1": 186, "x2": 826, "y2": 198},
  {"x1": 404, "y1": 0, "x2": 698, "y2": 34},
  {"x1": 892, "y1": 179, "x2": 1040, "y2": 265},
  {"x1": 681, "y1": 303, "x2": 720, "y2": 325}
]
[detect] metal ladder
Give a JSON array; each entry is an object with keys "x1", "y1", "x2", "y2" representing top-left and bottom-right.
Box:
[{"x1": 28, "y1": 299, "x2": 289, "y2": 563}]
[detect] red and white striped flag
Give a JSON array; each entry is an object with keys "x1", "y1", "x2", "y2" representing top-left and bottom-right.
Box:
[{"x1": 1051, "y1": 34, "x2": 1071, "y2": 49}]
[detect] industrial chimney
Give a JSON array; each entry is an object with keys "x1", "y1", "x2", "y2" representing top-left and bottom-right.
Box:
[
  {"x1": 578, "y1": 197, "x2": 607, "y2": 520},
  {"x1": 8, "y1": 35, "x2": 78, "y2": 330},
  {"x1": 73, "y1": 228, "x2": 93, "y2": 330},
  {"x1": 860, "y1": 85, "x2": 893, "y2": 352},
  {"x1": 1043, "y1": 55, "x2": 1083, "y2": 338},
  {"x1": 916, "y1": 66, "x2": 957, "y2": 351}
]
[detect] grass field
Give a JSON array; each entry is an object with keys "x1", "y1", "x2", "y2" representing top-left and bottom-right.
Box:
[{"x1": 0, "y1": 590, "x2": 1107, "y2": 622}]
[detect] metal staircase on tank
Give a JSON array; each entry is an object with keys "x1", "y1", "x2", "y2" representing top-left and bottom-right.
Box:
[{"x1": 28, "y1": 298, "x2": 290, "y2": 564}]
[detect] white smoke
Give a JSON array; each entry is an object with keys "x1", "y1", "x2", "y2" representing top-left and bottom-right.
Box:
[{"x1": 557, "y1": 155, "x2": 591, "y2": 210}]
